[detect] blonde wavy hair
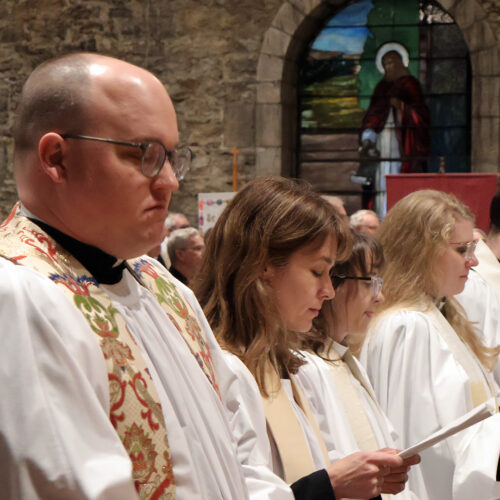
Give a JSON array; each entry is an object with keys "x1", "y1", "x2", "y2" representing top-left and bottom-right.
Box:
[
  {"x1": 193, "y1": 177, "x2": 351, "y2": 396},
  {"x1": 377, "y1": 189, "x2": 499, "y2": 370}
]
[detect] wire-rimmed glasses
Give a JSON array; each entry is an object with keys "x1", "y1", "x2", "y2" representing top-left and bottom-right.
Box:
[
  {"x1": 61, "y1": 133, "x2": 191, "y2": 180},
  {"x1": 332, "y1": 275, "x2": 383, "y2": 298},
  {"x1": 448, "y1": 239, "x2": 477, "y2": 261}
]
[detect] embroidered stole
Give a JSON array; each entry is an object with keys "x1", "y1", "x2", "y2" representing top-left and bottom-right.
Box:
[
  {"x1": 261, "y1": 363, "x2": 330, "y2": 484},
  {"x1": 427, "y1": 306, "x2": 497, "y2": 409},
  {"x1": 0, "y1": 207, "x2": 219, "y2": 498}
]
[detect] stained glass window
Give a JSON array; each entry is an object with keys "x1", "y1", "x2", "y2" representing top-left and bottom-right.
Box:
[{"x1": 298, "y1": 0, "x2": 470, "y2": 214}]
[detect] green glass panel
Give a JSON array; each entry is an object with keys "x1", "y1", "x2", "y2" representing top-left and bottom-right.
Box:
[
  {"x1": 393, "y1": 0, "x2": 419, "y2": 24},
  {"x1": 367, "y1": 0, "x2": 396, "y2": 26},
  {"x1": 301, "y1": 95, "x2": 365, "y2": 130},
  {"x1": 302, "y1": 71, "x2": 361, "y2": 98}
]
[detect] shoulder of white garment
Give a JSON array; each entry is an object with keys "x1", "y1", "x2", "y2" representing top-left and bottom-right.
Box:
[
  {"x1": 221, "y1": 351, "x2": 266, "y2": 415},
  {"x1": 221, "y1": 352, "x2": 295, "y2": 500},
  {"x1": 0, "y1": 259, "x2": 109, "y2": 396},
  {"x1": 0, "y1": 258, "x2": 139, "y2": 499},
  {"x1": 366, "y1": 307, "x2": 437, "y2": 353},
  {"x1": 295, "y1": 350, "x2": 333, "y2": 410}
]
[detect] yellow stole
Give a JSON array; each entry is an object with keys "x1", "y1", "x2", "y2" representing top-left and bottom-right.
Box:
[
  {"x1": 261, "y1": 363, "x2": 330, "y2": 484},
  {"x1": 425, "y1": 306, "x2": 497, "y2": 408}
]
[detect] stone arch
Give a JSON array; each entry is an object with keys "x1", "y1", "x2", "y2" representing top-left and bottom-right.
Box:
[{"x1": 255, "y1": 0, "x2": 499, "y2": 178}]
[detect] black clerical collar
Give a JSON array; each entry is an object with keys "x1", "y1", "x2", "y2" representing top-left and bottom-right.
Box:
[
  {"x1": 29, "y1": 218, "x2": 126, "y2": 284},
  {"x1": 169, "y1": 265, "x2": 188, "y2": 285}
]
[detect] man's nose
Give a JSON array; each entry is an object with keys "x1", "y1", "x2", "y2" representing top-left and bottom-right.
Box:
[{"x1": 152, "y1": 160, "x2": 179, "y2": 194}]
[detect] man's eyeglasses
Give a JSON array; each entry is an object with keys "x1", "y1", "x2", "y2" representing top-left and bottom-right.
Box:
[
  {"x1": 332, "y1": 275, "x2": 383, "y2": 298},
  {"x1": 449, "y1": 239, "x2": 477, "y2": 261},
  {"x1": 61, "y1": 134, "x2": 191, "y2": 180}
]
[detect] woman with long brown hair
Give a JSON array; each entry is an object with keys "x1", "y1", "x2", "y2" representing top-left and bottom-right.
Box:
[
  {"x1": 194, "y1": 177, "x2": 419, "y2": 499},
  {"x1": 360, "y1": 189, "x2": 499, "y2": 499}
]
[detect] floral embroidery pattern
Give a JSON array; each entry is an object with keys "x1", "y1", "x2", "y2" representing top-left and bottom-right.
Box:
[
  {"x1": 0, "y1": 213, "x2": 176, "y2": 499},
  {"x1": 123, "y1": 423, "x2": 158, "y2": 487},
  {"x1": 50, "y1": 272, "x2": 96, "y2": 296},
  {"x1": 134, "y1": 259, "x2": 221, "y2": 398},
  {"x1": 109, "y1": 373, "x2": 127, "y2": 427}
]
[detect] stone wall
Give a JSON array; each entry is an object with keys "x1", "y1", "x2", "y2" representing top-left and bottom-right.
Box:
[{"x1": 0, "y1": 0, "x2": 498, "y2": 222}]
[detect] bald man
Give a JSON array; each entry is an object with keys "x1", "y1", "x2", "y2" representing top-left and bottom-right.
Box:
[
  {"x1": 350, "y1": 209, "x2": 380, "y2": 236},
  {"x1": 0, "y1": 54, "x2": 291, "y2": 499}
]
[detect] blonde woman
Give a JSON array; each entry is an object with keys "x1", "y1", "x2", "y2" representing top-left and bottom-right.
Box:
[
  {"x1": 360, "y1": 190, "x2": 499, "y2": 499},
  {"x1": 194, "y1": 177, "x2": 419, "y2": 500}
]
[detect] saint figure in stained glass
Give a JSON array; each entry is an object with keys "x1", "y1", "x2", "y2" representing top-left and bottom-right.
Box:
[{"x1": 360, "y1": 42, "x2": 431, "y2": 174}]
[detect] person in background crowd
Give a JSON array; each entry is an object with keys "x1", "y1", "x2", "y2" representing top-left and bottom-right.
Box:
[
  {"x1": 473, "y1": 227, "x2": 487, "y2": 242},
  {"x1": 147, "y1": 222, "x2": 169, "y2": 266},
  {"x1": 165, "y1": 211, "x2": 190, "y2": 235},
  {"x1": 321, "y1": 194, "x2": 348, "y2": 220},
  {"x1": 472, "y1": 192, "x2": 500, "y2": 298},
  {"x1": 350, "y1": 209, "x2": 380, "y2": 236},
  {"x1": 485, "y1": 193, "x2": 500, "y2": 260},
  {"x1": 195, "y1": 177, "x2": 420, "y2": 500},
  {"x1": 159, "y1": 211, "x2": 190, "y2": 266},
  {"x1": 167, "y1": 227, "x2": 205, "y2": 286}
]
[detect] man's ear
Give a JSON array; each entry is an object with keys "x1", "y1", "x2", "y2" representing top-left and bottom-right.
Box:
[
  {"x1": 38, "y1": 133, "x2": 67, "y2": 183},
  {"x1": 175, "y1": 247, "x2": 185, "y2": 264}
]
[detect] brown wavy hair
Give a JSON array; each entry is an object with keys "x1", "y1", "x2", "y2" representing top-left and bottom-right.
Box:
[
  {"x1": 377, "y1": 189, "x2": 499, "y2": 370},
  {"x1": 193, "y1": 177, "x2": 351, "y2": 395}
]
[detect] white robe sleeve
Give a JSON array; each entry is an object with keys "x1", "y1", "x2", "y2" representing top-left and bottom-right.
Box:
[
  {"x1": 455, "y1": 270, "x2": 500, "y2": 392},
  {"x1": 360, "y1": 310, "x2": 473, "y2": 500},
  {"x1": 0, "y1": 259, "x2": 138, "y2": 500},
  {"x1": 453, "y1": 412, "x2": 500, "y2": 500},
  {"x1": 170, "y1": 282, "x2": 294, "y2": 500},
  {"x1": 219, "y1": 353, "x2": 294, "y2": 500}
]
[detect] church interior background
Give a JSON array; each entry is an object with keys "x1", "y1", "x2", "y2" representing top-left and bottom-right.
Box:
[{"x1": 0, "y1": 0, "x2": 498, "y2": 224}]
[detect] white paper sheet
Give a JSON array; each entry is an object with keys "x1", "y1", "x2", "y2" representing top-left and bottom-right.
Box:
[{"x1": 399, "y1": 399, "x2": 498, "y2": 458}]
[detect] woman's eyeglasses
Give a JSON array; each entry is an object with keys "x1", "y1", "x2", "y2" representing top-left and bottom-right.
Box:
[
  {"x1": 332, "y1": 275, "x2": 383, "y2": 298},
  {"x1": 448, "y1": 239, "x2": 477, "y2": 261}
]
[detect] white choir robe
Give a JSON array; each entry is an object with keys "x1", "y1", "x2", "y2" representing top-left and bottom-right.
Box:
[
  {"x1": 360, "y1": 305, "x2": 499, "y2": 500},
  {"x1": 456, "y1": 269, "x2": 500, "y2": 391},
  {"x1": 0, "y1": 258, "x2": 140, "y2": 499},
  {"x1": 296, "y1": 348, "x2": 425, "y2": 499},
  {"x1": 474, "y1": 238, "x2": 500, "y2": 297},
  {"x1": 101, "y1": 264, "x2": 293, "y2": 499},
  {"x1": 221, "y1": 352, "x2": 332, "y2": 491},
  {"x1": 0, "y1": 255, "x2": 291, "y2": 500},
  {"x1": 452, "y1": 412, "x2": 500, "y2": 500}
]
